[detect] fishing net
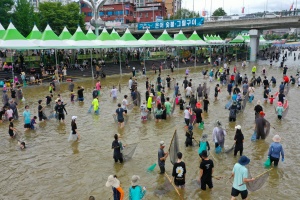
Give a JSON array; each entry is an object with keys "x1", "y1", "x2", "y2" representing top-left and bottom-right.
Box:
[
  {"x1": 171, "y1": 99, "x2": 176, "y2": 114},
  {"x1": 153, "y1": 176, "x2": 173, "y2": 196},
  {"x1": 265, "y1": 120, "x2": 270, "y2": 138},
  {"x1": 241, "y1": 93, "x2": 249, "y2": 111},
  {"x1": 284, "y1": 84, "x2": 290, "y2": 96},
  {"x1": 224, "y1": 144, "x2": 235, "y2": 153},
  {"x1": 246, "y1": 168, "x2": 271, "y2": 192},
  {"x1": 123, "y1": 143, "x2": 138, "y2": 161},
  {"x1": 137, "y1": 91, "x2": 141, "y2": 107},
  {"x1": 169, "y1": 130, "x2": 179, "y2": 165},
  {"x1": 282, "y1": 106, "x2": 289, "y2": 118}
]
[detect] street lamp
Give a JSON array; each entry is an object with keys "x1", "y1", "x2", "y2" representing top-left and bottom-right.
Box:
[{"x1": 82, "y1": 0, "x2": 107, "y2": 36}]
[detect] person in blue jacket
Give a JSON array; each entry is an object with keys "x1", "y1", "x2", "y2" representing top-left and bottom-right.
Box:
[
  {"x1": 129, "y1": 175, "x2": 146, "y2": 200},
  {"x1": 268, "y1": 135, "x2": 284, "y2": 167}
]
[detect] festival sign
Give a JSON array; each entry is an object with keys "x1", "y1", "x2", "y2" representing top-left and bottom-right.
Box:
[{"x1": 137, "y1": 17, "x2": 204, "y2": 30}]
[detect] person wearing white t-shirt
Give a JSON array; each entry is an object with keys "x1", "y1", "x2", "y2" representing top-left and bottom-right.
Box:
[
  {"x1": 129, "y1": 77, "x2": 133, "y2": 89},
  {"x1": 122, "y1": 95, "x2": 129, "y2": 114},
  {"x1": 110, "y1": 86, "x2": 118, "y2": 100},
  {"x1": 184, "y1": 106, "x2": 191, "y2": 126},
  {"x1": 185, "y1": 86, "x2": 192, "y2": 98}
]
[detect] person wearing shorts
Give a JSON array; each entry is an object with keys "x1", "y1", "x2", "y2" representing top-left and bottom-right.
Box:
[
  {"x1": 199, "y1": 150, "x2": 214, "y2": 191},
  {"x1": 8, "y1": 117, "x2": 17, "y2": 138},
  {"x1": 55, "y1": 100, "x2": 67, "y2": 123},
  {"x1": 230, "y1": 156, "x2": 255, "y2": 200},
  {"x1": 22, "y1": 105, "x2": 31, "y2": 131},
  {"x1": 122, "y1": 95, "x2": 129, "y2": 114},
  {"x1": 214, "y1": 84, "x2": 220, "y2": 101},
  {"x1": 116, "y1": 103, "x2": 125, "y2": 128}
]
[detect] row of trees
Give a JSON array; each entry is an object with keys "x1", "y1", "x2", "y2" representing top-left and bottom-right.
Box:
[{"x1": 0, "y1": 0, "x2": 85, "y2": 37}]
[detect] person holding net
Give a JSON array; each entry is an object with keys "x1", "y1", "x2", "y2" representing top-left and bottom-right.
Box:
[{"x1": 229, "y1": 156, "x2": 255, "y2": 200}]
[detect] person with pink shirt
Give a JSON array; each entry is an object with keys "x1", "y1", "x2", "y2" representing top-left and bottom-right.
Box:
[{"x1": 95, "y1": 80, "x2": 101, "y2": 96}]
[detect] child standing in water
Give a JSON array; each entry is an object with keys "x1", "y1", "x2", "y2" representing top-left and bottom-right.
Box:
[
  {"x1": 70, "y1": 92, "x2": 75, "y2": 103},
  {"x1": 269, "y1": 95, "x2": 275, "y2": 104},
  {"x1": 276, "y1": 102, "x2": 284, "y2": 120},
  {"x1": 185, "y1": 68, "x2": 190, "y2": 75}
]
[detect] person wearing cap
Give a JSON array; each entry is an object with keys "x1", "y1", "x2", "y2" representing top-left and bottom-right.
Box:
[
  {"x1": 54, "y1": 100, "x2": 67, "y2": 123},
  {"x1": 92, "y1": 96, "x2": 99, "y2": 115},
  {"x1": 276, "y1": 101, "x2": 284, "y2": 120},
  {"x1": 230, "y1": 156, "x2": 255, "y2": 200},
  {"x1": 106, "y1": 175, "x2": 124, "y2": 200},
  {"x1": 172, "y1": 152, "x2": 186, "y2": 188},
  {"x1": 140, "y1": 101, "x2": 148, "y2": 121},
  {"x1": 22, "y1": 105, "x2": 31, "y2": 131},
  {"x1": 199, "y1": 150, "x2": 214, "y2": 191},
  {"x1": 193, "y1": 102, "x2": 203, "y2": 126},
  {"x1": 38, "y1": 100, "x2": 47, "y2": 122},
  {"x1": 147, "y1": 93, "x2": 154, "y2": 113},
  {"x1": 68, "y1": 116, "x2": 80, "y2": 141},
  {"x1": 254, "y1": 111, "x2": 267, "y2": 140},
  {"x1": 198, "y1": 134, "x2": 210, "y2": 156},
  {"x1": 254, "y1": 100, "x2": 263, "y2": 119},
  {"x1": 158, "y1": 141, "x2": 168, "y2": 174},
  {"x1": 234, "y1": 125, "x2": 244, "y2": 156},
  {"x1": 212, "y1": 120, "x2": 226, "y2": 149},
  {"x1": 129, "y1": 175, "x2": 146, "y2": 200},
  {"x1": 268, "y1": 135, "x2": 284, "y2": 167},
  {"x1": 185, "y1": 125, "x2": 194, "y2": 147}
]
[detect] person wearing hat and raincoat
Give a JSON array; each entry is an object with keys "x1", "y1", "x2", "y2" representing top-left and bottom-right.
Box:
[
  {"x1": 198, "y1": 134, "x2": 210, "y2": 157},
  {"x1": 140, "y1": 101, "x2": 148, "y2": 121},
  {"x1": 185, "y1": 125, "x2": 194, "y2": 147},
  {"x1": 212, "y1": 120, "x2": 226, "y2": 149},
  {"x1": 129, "y1": 175, "x2": 146, "y2": 200},
  {"x1": 229, "y1": 155, "x2": 255, "y2": 200},
  {"x1": 68, "y1": 116, "x2": 80, "y2": 141},
  {"x1": 276, "y1": 101, "x2": 284, "y2": 120},
  {"x1": 234, "y1": 125, "x2": 244, "y2": 156},
  {"x1": 106, "y1": 175, "x2": 124, "y2": 200},
  {"x1": 268, "y1": 135, "x2": 284, "y2": 167},
  {"x1": 147, "y1": 93, "x2": 154, "y2": 113}
]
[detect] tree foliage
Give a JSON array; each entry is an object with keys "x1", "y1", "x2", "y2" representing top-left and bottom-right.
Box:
[
  {"x1": 170, "y1": 9, "x2": 200, "y2": 20},
  {"x1": 12, "y1": 0, "x2": 35, "y2": 37},
  {"x1": 37, "y1": 2, "x2": 85, "y2": 35},
  {"x1": 212, "y1": 8, "x2": 227, "y2": 16},
  {"x1": 0, "y1": 0, "x2": 14, "y2": 28}
]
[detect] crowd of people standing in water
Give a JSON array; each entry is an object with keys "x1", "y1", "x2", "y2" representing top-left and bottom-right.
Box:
[{"x1": 0, "y1": 48, "x2": 296, "y2": 200}]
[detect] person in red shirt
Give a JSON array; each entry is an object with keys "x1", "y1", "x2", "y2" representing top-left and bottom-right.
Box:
[
  {"x1": 269, "y1": 95, "x2": 275, "y2": 104},
  {"x1": 233, "y1": 65, "x2": 237, "y2": 73},
  {"x1": 283, "y1": 75, "x2": 289, "y2": 85}
]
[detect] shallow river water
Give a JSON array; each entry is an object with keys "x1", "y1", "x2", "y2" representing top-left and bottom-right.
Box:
[{"x1": 1, "y1": 57, "x2": 300, "y2": 200}]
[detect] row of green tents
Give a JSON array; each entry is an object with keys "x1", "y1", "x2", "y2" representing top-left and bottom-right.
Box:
[
  {"x1": 230, "y1": 33, "x2": 269, "y2": 45},
  {"x1": 0, "y1": 22, "x2": 212, "y2": 50}
]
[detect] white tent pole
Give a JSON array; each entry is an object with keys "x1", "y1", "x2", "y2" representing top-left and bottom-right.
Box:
[
  {"x1": 177, "y1": 47, "x2": 179, "y2": 70},
  {"x1": 90, "y1": 50, "x2": 94, "y2": 79},
  {"x1": 119, "y1": 48, "x2": 122, "y2": 75},
  {"x1": 194, "y1": 47, "x2": 196, "y2": 68},
  {"x1": 11, "y1": 53, "x2": 14, "y2": 84},
  {"x1": 55, "y1": 49, "x2": 58, "y2": 82},
  {"x1": 144, "y1": 48, "x2": 146, "y2": 74}
]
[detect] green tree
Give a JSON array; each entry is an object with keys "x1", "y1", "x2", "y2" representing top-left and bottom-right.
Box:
[
  {"x1": 170, "y1": 9, "x2": 200, "y2": 20},
  {"x1": 37, "y1": 2, "x2": 85, "y2": 35},
  {"x1": 12, "y1": 0, "x2": 35, "y2": 37},
  {"x1": 282, "y1": 33, "x2": 289, "y2": 39},
  {"x1": 212, "y1": 7, "x2": 227, "y2": 17},
  {"x1": 0, "y1": 0, "x2": 14, "y2": 28}
]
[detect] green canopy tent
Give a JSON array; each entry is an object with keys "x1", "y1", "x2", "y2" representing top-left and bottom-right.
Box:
[
  {"x1": 110, "y1": 29, "x2": 121, "y2": 40},
  {"x1": 39, "y1": 24, "x2": 68, "y2": 49},
  {"x1": 120, "y1": 28, "x2": 143, "y2": 47},
  {"x1": 138, "y1": 29, "x2": 163, "y2": 47},
  {"x1": 26, "y1": 25, "x2": 42, "y2": 40},
  {"x1": 157, "y1": 29, "x2": 173, "y2": 46},
  {"x1": 0, "y1": 23, "x2": 6, "y2": 40},
  {"x1": 86, "y1": 28, "x2": 97, "y2": 40},
  {"x1": 59, "y1": 26, "x2": 72, "y2": 40},
  {"x1": 230, "y1": 34, "x2": 245, "y2": 44},
  {"x1": 188, "y1": 31, "x2": 208, "y2": 46}
]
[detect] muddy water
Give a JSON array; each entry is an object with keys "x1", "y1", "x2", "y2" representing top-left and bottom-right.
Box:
[{"x1": 0, "y1": 57, "x2": 300, "y2": 200}]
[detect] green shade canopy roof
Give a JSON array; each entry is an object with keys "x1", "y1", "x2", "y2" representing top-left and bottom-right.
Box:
[
  {"x1": 188, "y1": 31, "x2": 204, "y2": 41},
  {"x1": 139, "y1": 29, "x2": 156, "y2": 41},
  {"x1": 70, "y1": 26, "x2": 89, "y2": 41},
  {"x1": 0, "y1": 23, "x2": 5, "y2": 39},
  {"x1": 86, "y1": 28, "x2": 97, "y2": 40},
  {"x1": 174, "y1": 30, "x2": 188, "y2": 41},
  {"x1": 230, "y1": 34, "x2": 245, "y2": 43},
  {"x1": 110, "y1": 29, "x2": 120, "y2": 40},
  {"x1": 41, "y1": 25, "x2": 60, "y2": 41},
  {"x1": 120, "y1": 28, "x2": 137, "y2": 41},
  {"x1": 26, "y1": 25, "x2": 42, "y2": 40},
  {"x1": 59, "y1": 27, "x2": 72, "y2": 40},
  {"x1": 157, "y1": 30, "x2": 173, "y2": 41},
  {"x1": 2, "y1": 22, "x2": 25, "y2": 40},
  {"x1": 97, "y1": 27, "x2": 113, "y2": 41}
]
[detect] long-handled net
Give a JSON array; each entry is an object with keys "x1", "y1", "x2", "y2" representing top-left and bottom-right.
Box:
[
  {"x1": 136, "y1": 91, "x2": 141, "y2": 107},
  {"x1": 224, "y1": 144, "x2": 235, "y2": 153},
  {"x1": 282, "y1": 100, "x2": 289, "y2": 118},
  {"x1": 245, "y1": 168, "x2": 273, "y2": 192},
  {"x1": 118, "y1": 82, "x2": 121, "y2": 93},
  {"x1": 169, "y1": 130, "x2": 179, "y2": 165},
  {"x1": 171, "y1": 99, "x2": 176, "y2": 114},
  {"x1": 284, "y1": 84, "x2": 290, "y2": 96},
  {"x1": 123, "y1": 143, "x2": 138, "y2": 161}
]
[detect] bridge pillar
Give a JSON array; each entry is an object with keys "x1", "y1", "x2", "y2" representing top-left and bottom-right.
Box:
[{"x1": 249, "y1": 29, "x2": 260, "y2": 62}]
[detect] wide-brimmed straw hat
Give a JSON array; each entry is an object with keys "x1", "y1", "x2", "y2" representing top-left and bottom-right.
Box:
[
  {"x1": 105, "y1": 175, "x2": 120, "y2": 188},
  {"x1": 273, "y1": 135, "x2": 281, "y2": 142},
  {"x1": 150, "y1": 93, "x2": 154, "y2": 97},
  {"x1": 131, "y1": 175, "x2": 140, "y2": 186},
  {"x1": 215, "y1": 120, "x2": 222, "y2": 127}
]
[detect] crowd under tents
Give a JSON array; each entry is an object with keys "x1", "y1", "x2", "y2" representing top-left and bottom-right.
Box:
[{"x1": 0, "y1": 22, "x2": 210, "y2": 50}]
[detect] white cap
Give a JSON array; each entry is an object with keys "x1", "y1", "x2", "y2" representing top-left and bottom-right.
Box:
[
  {"x1": 235, "y1": 125, "x2": 241, "y2": 130},
  {"x1": 159, "y1": 141, "x2": 165, "y2": 147},
  {"x1": 72, "y1": 116, "x2": 77, "y2": 120}
]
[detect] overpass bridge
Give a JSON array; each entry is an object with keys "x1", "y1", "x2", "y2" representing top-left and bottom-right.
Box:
[{"x1": 121, "y1": 16, "x2": 300, "y2": 35}]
